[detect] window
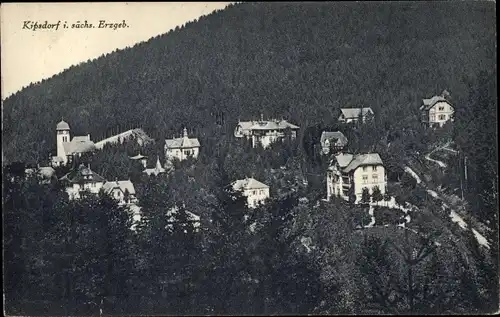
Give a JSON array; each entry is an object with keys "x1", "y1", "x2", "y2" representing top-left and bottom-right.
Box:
[
  {"x1": 373, "y1": 166, "x2": 377, "y2": 171},
  {"x1": 438, "y1": 114, "x2": 446, "y2": 120},
  {"x1": 91, "y1": 182, "x2": 96, "y2": 188},
  {"x1": 430, "y1": 115, "x2": 436, "y2": 122},
  {"x1": 362, "y1": 166, "x2": 367, "y2": 172},
  {"x1": 372, "y1": 174, "x2": 378, "y2": 181},
  {"x1": 362, "y1": 175, "x2": 368, "y2": 184},
  {"x1": 252, "y1": 190, "x2": 257, "y2": 195},
  {"x1": 438, "y1": 106, "x2": 444, "y2": 111},
  {"x1": 184, "y1": 150, "x2": 191, "y2": 156}
]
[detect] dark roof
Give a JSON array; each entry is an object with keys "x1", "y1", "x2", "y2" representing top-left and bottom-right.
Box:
[
  {"x1": 60, "y1": 164, "x2": 106, "y2": 183},
  {"x1": 320, "y1": 131, "x2": 348, "y2": 147},
  {"x1": 420, "y1": 95, "x2": 452, "y2": 111},
  {"x1": 339, "y1": 107, "x2": 374, "y2": 119},
  {"x1": 330, "y1": 153, "x2": 384, "y2": 173}
]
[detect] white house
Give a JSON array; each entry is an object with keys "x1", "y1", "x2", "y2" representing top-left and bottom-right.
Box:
[
  {"x1": 338, "y1": 107, "x2": 374, "y2": 124},
  {"x1": 420, "y1": 90, "x2": 454, "y2": 127},
  {"x1": 59, "y1": 164, "x2": 106, "y2": 200},
  {"x1": 165, "y1": 127, "x2": 200, "y2": 161},
  {"x1": 51, "y1": 120, "x2": 97, "y2": 167},
  {"x1": 326, "y1": 153, "x2": 387, "y2": 202},
  {"x1": 319, "y1": 131, "x2": 348, "y2": 155},
  {"x1": 234, "y1": 116, "x2": 300, "y2": 149},
  {"x1": 102, "y1": 180, "x2": 138, "y2": 206},
  {"x1": 232, "y1": 177, "x2": 270, "y2": 208}
]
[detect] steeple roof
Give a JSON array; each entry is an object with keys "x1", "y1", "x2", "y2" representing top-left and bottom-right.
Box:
[{"x1": 56, "y1": 120, "x2": 70, "y2": 131}]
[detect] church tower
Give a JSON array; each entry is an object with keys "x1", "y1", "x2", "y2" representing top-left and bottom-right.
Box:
[{"x1": 56, "y1": 120, "x2": 71, "y2": 163}]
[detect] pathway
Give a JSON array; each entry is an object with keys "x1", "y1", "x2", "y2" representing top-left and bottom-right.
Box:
[{"x1": 404, "y1": 161, "x2": 489, "y2": 249}]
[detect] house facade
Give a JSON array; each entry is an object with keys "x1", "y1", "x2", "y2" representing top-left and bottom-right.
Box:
[
  {"x1": 60, "y1": 164, "x2": 106, "y2": 200},
  {"x1": 338, "y1": 107, "x2": 374, "y2": 124},
  {"x1": 420, "y1": 91, "x2": 454, "y2": 127},
  {"x1": 232, "y1": 177, "x2": 270, "y2": 208},
  {"x1": 327, "y1": 153, "x2": 386, "y2": 202},
  {"x1": 52, "y1": 120, "x2": 96, "y2": 167},
  {"x1": 319, "y1": 131, "x2": 348, "y2": 155},
  {"x1": 234, "y1": 117, "x2": 300, "y2": 149},
  {"x1": 165, "y1": 127, "x2": 200, "y2": 161},
  {"x1": 102, "y1": 180, "x2": 138, "y2": 206}
]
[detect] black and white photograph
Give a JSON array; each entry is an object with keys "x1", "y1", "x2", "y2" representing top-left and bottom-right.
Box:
[{"x1": 1, "y1": 1, "x2": 498, "y2": 315}]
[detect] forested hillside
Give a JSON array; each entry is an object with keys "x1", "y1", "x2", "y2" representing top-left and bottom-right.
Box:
[
  {"x1": 2, "y1": 1, "x2": 495, "y2": 164},
  {"x1": 3, "y1": 2, "x2": 498, "y2": 315}
]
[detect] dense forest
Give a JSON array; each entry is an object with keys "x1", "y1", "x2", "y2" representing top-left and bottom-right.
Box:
[
  {"x1": 2, "y1": 1, "x2": 498, "y2": 315},
  {"x1": 2, "y1": 2, "x2": 495, "y2": 163}
]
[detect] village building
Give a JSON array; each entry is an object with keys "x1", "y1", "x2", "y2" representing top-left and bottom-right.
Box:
[
  {"x1": 129, "y1": 153, "x2": 148, "y2": 168},
  {"x1": 59, "y1": 164, "x2": 106, "y2": 200},
  {"x1": 102, "y1": 180, "x2": 138, "y2": 206},
  {"x1": 165, "y1": 127, "x2": 200, "y2": 161},
  {"x1": 338, "y1": 107, "x2": 374, "y2": 124},
  {"x1": 165, "y1": 205, "x2": 201, "y2": 232},
  {"x1": 24, "y1": 165, "x2": 57, "y2": 184},
  {"x1": 420, "y1": 90, "x2": 454, "y2": 127},
  {"x1": 326, "y1": 153, "x2": 387, "y2": 202},
  {"x1": 319, "y1": 131, "x2": 348, "y2": 155},
  {"x1": 52, "y1": 120, "x2": 96, "y2": 167},
  {"x1": 234, "y1": 116, "x2": 300, "y2": 149},
  {"x1": 232, "y1": 177, "x2": 270, "y2": 208},
  {"x1": 94, "y1": 128, "x2": 153, "y2": 150},
  {"x1": 143, "y1": 156, "x2": 169, "y2": 176}
]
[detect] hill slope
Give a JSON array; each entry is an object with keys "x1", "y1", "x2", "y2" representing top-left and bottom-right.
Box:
[{"x1": 2, "y1": 1, "x2": 496, "y2": 163}]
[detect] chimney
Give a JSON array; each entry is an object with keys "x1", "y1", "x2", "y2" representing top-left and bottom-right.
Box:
[
  {"x1": 183, "y1": 127, "x2": 188, "y2": 138},
  {"x1": 260, "y1": 113, "x2": 264, "y2": 122},
  {"x1": 87, "y1": 133, "x2": 91, "y2": 141}
]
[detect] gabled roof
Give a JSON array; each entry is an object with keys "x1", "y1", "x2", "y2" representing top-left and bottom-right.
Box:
[
  {"x1": 247, "y1": 119, "x2": 300, "y2": 131},
  {"x1": 63, "y1": 136, "x2": 96, "y2": 154},
  {"x1": 320, "y1": 131, "x2": 348, "y2": 146},
  {"x1": 232, "y1": 177, "x2": 269, "y2": 191},
  {"x1": 143, "y1": 157, "x2": 166, "y2": 176},
  {"x1": 166, "y1": 206, "x2": 201, "y2": 223},
  {"x1": 60, "y1": 164, "x2": 106, "y2": 183},
  {"x1": 165, "y1": 136, "x2": 200, "y2": 149},
  {"x1": 340, "y1": 107, "x2": 374, "y2": 119},
  {"x1": 420, "y1": 95, "x2": 452, "y2": 111},
  {"x1": 341, "y1": 153, "x2": 383, "y2": 173},
  {"x1": 94, "y1": 128, "x2": 153, "y2": 149},
  {"x1": 102, "y1": 180, "x2": 136, "y2": 196},
  {"x1": 335, "y1": 153, "x2": 354, "y2": 168}
]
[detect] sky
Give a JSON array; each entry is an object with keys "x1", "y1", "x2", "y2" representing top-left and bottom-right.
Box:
[{"x1": 0, "y1": 2, "x2": 233, "y2": 99}]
